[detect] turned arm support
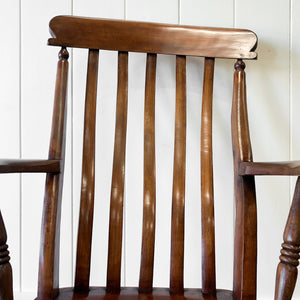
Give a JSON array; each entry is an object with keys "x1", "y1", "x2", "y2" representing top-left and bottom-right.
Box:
[
  {"x1": 274, "y1": 177, "x2": 300, "y2": 300},
  {"x1": 0, "y1": 211, "x2": 13, "y2": 300},
  {"x1": 231, "y1": 59, "x2": 257, "y2": 300}
]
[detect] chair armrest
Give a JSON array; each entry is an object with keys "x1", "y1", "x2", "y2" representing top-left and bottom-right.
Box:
[
  {"x1": 0, "y1": 159, "x2": 61, "y2": 174},
  {"x1": 239, "y1": 161, "x2": 300, "y2": 176}
]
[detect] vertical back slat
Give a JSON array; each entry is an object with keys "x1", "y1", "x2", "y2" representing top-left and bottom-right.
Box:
[
  {"x1": 139, "y1": 53, "x2": 157, "y2": 293},
  {"x1": 74, "y1": 49, "x2": 99, "y2": 292},
  {"x1": 200, "y1": 57, "x2": 216, "y2": 294},
  {"x1": 170, "y1": 55, "x2": 186, "y2": 294},
  {"x1": 106, "y1": 51, "x2": 129, "y2": 293}
]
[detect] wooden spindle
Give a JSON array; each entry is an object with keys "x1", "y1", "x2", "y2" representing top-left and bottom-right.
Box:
[
  {"x1": 139, "y1": 53, "x2": 157, "y2": 293},
  {"x1": 106, "y1": 51, "x2": 128, "y2": 293},
  {"x1": 231, "y1": 60, "x2": 257, "y2": 300},
  {"x1": 275, "y1": 177, "x2": 300, "y2": 300},
  {"x1": 170, "y1": 55, "x2": 186, "y2": 294},
  {"x1": 38, "y1": 47, "x2": 69, "y2": 300},
  {"x1": 0, "y1": 211, "x2": 13, "y2": 300},
  {"x1": 75, "y1": 49, "x2": 99, "y2": 292},
  {"x1": 201, "y1": 57, "x2": 216, "y2": 295}
]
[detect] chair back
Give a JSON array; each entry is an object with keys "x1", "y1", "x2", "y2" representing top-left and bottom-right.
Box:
[{"x1": 38, "y1": 15, "x2": 258, "y2": 299}]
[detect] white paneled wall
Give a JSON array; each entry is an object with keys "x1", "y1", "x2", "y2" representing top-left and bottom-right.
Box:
[{"x1": 0, "y1": 1, "x2": 299, "y2": 299}]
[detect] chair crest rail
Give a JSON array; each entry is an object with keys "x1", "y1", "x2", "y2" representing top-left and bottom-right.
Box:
[{"x1": 48, "y1": 15, "x2": 257, "y2": 59}]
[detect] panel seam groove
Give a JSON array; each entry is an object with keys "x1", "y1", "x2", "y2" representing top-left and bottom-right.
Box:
[
  {"x1": 18, "y1": 0, "x2": 22, "y2": 292},
  {"x1": 289, "y1": 0, "x2": 293, "y2": 204}
]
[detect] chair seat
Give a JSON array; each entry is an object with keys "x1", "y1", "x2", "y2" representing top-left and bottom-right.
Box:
[{"x1": 53, "y1": 287, "x2": 233, "y2": 300}]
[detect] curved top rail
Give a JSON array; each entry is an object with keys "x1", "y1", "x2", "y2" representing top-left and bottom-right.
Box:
[{"x1": 48, "y1": 15, "x2": 257, "y2": 59}]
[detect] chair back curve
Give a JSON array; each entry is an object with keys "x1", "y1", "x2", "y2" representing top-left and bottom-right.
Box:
[{"x1": 37, "y1": 15, "x2": 258, "y2": 300}]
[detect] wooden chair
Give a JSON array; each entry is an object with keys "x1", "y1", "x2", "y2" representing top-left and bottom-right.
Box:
[{"x1": 0, "y1": 15, "x2": 299, "y2": 300}]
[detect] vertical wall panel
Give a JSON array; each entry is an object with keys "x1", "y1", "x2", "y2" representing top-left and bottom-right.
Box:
[
  {"x1": 125, "y1": 0, "x2": 178, "y2": 288},
  {"x1": 236, "y1": 0, "x2": 290, "y2": 298},
  {"x1": 181, "y1": 0, "x2": 233, "y2": 27},
  {"x1": 0, "y1": 0, "x2": 21, "y2": 292},
  {"x1": 291, "y1": 0, "x2": 300, "y2": 298},
  {"x1": 126, "y1": 0, "x2": 178, "y2": 22},
  {"x1": 21, "y1": 0, "x2": 72, "y2": 292},
  {"x1": 181, "y1": 1, "x2": 234, "y2": 290},
  {"x1": 72, "y1": 0, "x2": 124, "y2": 287}
]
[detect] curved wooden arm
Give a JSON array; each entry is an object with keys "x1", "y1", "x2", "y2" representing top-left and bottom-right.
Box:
[
  {"x1": 0, "y1": 159, "x2": 61, "y2": 174},
  {"x1": 239, "y1": 161, "x2": 300, "y2": 176}
]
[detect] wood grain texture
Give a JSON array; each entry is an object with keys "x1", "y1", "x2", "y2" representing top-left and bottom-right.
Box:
[
  {"x1": 139, "y1": 53, "x2": 157, "y2": 294},
  {"x1": 75, "y1": 49, "x2": 99, "y2": 292},
  {"x1": 28, "y1": 17, "x2": 262, "y2": 300},
  {"x1": 239, "y1": 161, "x2": 300, "y2": 176},
  {"x1": 275, "y1": 177, "x2": 300, "y2": 300},
  {"x1": 231, "y1": 60, "x2": 257, "y2": 300},
  {"x1": 48, "y1": 16, "x2": 257, "y2": 59},
  {"x1": 106, "y1": 52, "x2": 128, "y2": 293},
  {"x1": 37, "y1": 48, "x2": 69, "y2": 300},
  {"x1": 201, "y1": 57, "x2": 216, "y2": 295},
  {"x1": 0, "y1": 211, "x2": 13, "y2": 300},
  {"x1": 170, "y1": 55, "x2": 186, "y2": 294},
  {"x1": 53, "y1": 287, "x2": 235, "y2": 300}
]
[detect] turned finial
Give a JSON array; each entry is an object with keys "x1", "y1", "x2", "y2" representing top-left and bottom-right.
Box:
[
  {"x1": 58, "y1": 47, "x2": 69, "y2": 60},
  {"x1": 234, "y1": 59, "x2": 245, "y2": 71}
]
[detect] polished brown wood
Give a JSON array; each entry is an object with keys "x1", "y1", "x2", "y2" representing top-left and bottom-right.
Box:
[
  {"x1": 54, "y1": 287, "x2": 234, "y2": 300},
  {"x1": 75, "y1": 49, "x2": 99, "y2": 292},
  {"x1": 1, "y1": 15, "x2": 269, "y2": 300},
  {"x1": 275, "y1": 177, "x2": 300, "y2": 300},
  {"x1": 231, "y1": 60, "x2": 257, "y2": 300},
  {"x1": 170, "y1": 55, "x2": 186, "y2": 294},
  {"x1": 201, "y1": 57, "x2": 216, "y2": 295},
  {"x1": 0, "y1": 211, "x2": 13, "y2": 300},
  {"x1": 139, "y1": 53, "x2": 157, "y2": 294},
  {"x1": 37, "y1": 47, "x2": 69, "y2": 300},
  {"x1": 48, "y1": 16, "x2": 257, "y2": 59},
  {"x1": 239, "y1": 161, "x2": 300, "y2": 176},
  {"x1": 106, "y1": 51, "x2": 128, "y2": 293},
  {"x1": 0, "y1": 159, "x2": 60, "y2": 173}
]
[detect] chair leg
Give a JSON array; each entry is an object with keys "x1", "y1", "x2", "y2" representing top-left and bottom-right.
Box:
[
  {"x1": 0, "y1": 211, "x2": 13, "y2": 300},
  {"x1": 275, "y1": 177, "x2": 300, "y2": 300}
]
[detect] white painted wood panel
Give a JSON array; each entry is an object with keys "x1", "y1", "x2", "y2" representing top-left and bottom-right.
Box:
[
  {"x1": 20, "y1": 0, "x2": 72, "y2": 292},
  {"x1": 236, "y1": 0, "x2": 291, "y2": 298},
  {"x1": 0, "y1": 0, "x2": 21, "y2": 292},
  {"x1": 181, "y1": 1, "x2": 234, "y2": 290},
  {"x1": 181, "y1": 0, "x2": 233, "y2": 27},
  {"x1": 126, "y1": 0, "x2": 178, "y2": 23}
]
